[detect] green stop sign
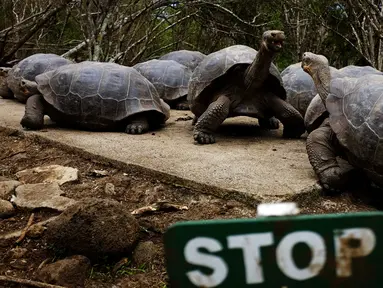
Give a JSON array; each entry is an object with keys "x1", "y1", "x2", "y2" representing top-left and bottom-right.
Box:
[{"x1": 164, "y1": 212, "x2": 383, "y2": 287}]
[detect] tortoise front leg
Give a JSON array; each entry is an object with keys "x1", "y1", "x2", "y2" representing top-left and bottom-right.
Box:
[
  {"x1": 267, "y1": 94, "x2": 305, "y2": 138},
  {"x1": 193, "y1": 95, "x2": 231, "y2": 144},
  {"x1": 20, "y1": 94, "x2": 45, "y2": 130},
  {"x1": 306, "y1": 121, "x2": 360, "y2": 191},
  {"x1": 125, "y1": 114, "x2": 150, "y2": 134}
]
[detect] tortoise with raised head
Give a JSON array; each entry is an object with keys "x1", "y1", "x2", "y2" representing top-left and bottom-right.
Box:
[
  {"x1": 7, "y1": 53, "x2": 72, "y2": 103},
  {"x1": 20, "y1": 61, "x2": 170, "y2": 134},
  {"x1": 304, "y1": 65, "x2": 382, "y2": 134},
  {"x1": 302, "y1": 52, "x2": 383, "y2": 190},
  {"x1": 159, "y1": 50, "x2": 206, "y2": 71},
  {"x1": 188, "y1": 30, "x2": 305, "y2": 144},
  {"x1": 133, "y1": 59, "x2": 192, "y2": 110}
]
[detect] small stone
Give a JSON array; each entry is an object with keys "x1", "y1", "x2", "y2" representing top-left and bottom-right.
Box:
[
  {"x1": 0, "y1": 199, "x2": 15, "y2": 218},
  {"x1": 27, "y1": 224, "x2": 46, "y2": 238},
  {"x1": 13, "y1": 183, "x2": 76, "y2": 211},
  {"x1": 7, "y1": 247, "x2": 28, "y2": 259},
  {"x1": 10, "y1": 258, "x2": 28, "y2": 269},
  {"x1": 104, "y1": 183, "x2": 115, "y2": 195},
  {"x1": 0, "y1": 180, "x2": 21, "y2": 200},
  {"x1": 90, "y1": 169, "x2": 109, "y2": 177},
  {"x1": 16, "y1": 165, "x2": 78, "y2": 185},
  {"x1": 132, "y1": 241, "x2": 159, "y2": 268},
  {"x1": 11, "y1": 153, "x2": 28, "y2": 161},
  {"x1": 37, "y1": 255, "x2": 90, "y2": 288},
  {"x1": 224, "y1": 200, "x2": 238, "y2": 209}
]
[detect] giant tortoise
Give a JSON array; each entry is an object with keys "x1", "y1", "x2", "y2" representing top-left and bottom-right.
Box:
[
  {"x1": 304, "y1": 64, "x2": 382, "y2": 134},
  {"x1": 20, "y1": 61, "x2": 170, "y2": 134},
  {"x1": 159, "y1": 50, "x2": 206, "y2": 71},
  {"x1": 302, "y1": 52, "x2": 383, "y2": 190},
  {"x1": 133, "y1": 59, "x2": 192, "y2": 110},
  {"x1": 188, "y1": 30, "x2": 305, "y2": 144},
  {"x1": 7, "y1": 53, "x2": 72, "y2": 103}
]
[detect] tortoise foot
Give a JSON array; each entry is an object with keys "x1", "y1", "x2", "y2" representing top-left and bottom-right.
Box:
[
  {"x1": 125, "y1": 122, "x2": 149, "y2": 134},
  {"x1": 259, "y1": 117, "x2": 279, "y2": 130},
  {"x1": 20, "y1": 94, "x2": 44, "y2": 130},
  {"x1": 193, "y1": 131, "x2": 216, "y2": 144},
  {"x1": 20, "y1": 114, "x2": 44, "y2": 130},
  {"x1": 318, "y1": 167, "x2": 365, "y2": 193}
]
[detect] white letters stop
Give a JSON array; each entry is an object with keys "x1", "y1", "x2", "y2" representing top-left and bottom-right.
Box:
[{"x1": 184, "y1": 228, "x2": 376, "y2": 287}]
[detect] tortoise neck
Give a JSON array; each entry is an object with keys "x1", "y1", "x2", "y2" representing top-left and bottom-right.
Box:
[
  {"x1": 244, "y1": 44, "x2": 275, "y2": 91},
  {"x1": 311, "y1": 67, "x2": 330, "y2": 107}
]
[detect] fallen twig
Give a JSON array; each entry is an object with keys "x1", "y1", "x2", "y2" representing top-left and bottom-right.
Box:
[
  {"x1": 0, "y1": 275, "x2": 65, "y2": 288},
  {"x1": 0, "y1": 217, "x2": 58, "y2": 241},
  {"x1": 15, "y1": 213, "x2": 35, "y2": 245},
  {"x1": 37, "y1": 258, "x2": 52, "y2": 271},
  {"x1": 132, "y1": 201, "x2": 188, "y2": 215},
  {"x1": 112, "y1": 257, "x2": 129, "y2": 275},
  {"x1": 0, "y1": 150, "x2": 26, "y2": 160}
]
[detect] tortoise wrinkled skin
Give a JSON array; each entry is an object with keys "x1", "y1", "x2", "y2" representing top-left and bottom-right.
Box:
[
  {"x1": 302, "y1": 52, "x2": 383, "y2": 191},
  {"x1": 7, "y1": 53, "x2": 72, "y2": 103},
  {"x1": 159, "y1": 50, "x2": 206, "y2": 71},
  {"x1": 20, "y1": 61, "x2": 170, "y2": 134},
  {"x1": 133, "y1": 59, "x2": 192, "y2": 110}
]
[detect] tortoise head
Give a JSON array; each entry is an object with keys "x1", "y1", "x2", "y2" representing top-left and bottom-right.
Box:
[
  {"x1": 302, "y1": 52, "x2": 331, "y2": 106},
  {"x1": 20, "y1": 78, "x2": 38, "y2": 96},
  {"x1": 301, "y1": 52, "x2": 329, "y2": 78},
  {"x1": 262, "y1": 30, "x2": 285, "y2": 52},
  {"x1": 0, "y1": 67, "x2": 11, "y2": 77}
]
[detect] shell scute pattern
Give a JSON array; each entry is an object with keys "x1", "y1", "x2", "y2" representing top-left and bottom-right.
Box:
[
  {"x1": 7, "y1": 54, "x2": 72, "y2": 102},
  {"x1": 133, "y1": 59, "x2": 192, "y2": 101},
  {"x1": 159, "y1": 50, "x2": 206, "y2": 71},
  {"x1": 35, "y1": 61, "x2": 168, "y2": 123},
  {"x1": 327, "y1": 75, "x2": 383, "y2": 168},
  {"x1": 188, "y1": 45, "x2": 256, "y2": 104},
  {"x1": 282, "y1": 62, "x2": 317, "y2": 116}
]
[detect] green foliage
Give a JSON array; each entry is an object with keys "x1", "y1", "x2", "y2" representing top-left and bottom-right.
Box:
[{"x1": 0, "y1": 0, "x2": 381, "y2": 70}]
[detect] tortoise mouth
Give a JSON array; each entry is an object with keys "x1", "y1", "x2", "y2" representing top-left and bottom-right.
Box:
[
  {"x1": 273, "y1": 40, "x2": 284, "y2": 49},
  {"x1": 301, "y1": 61, "x2": 312, "y2": 74},
  {"x1": 265, "y1": 38, "x2": 284, "y2": 52},
  {"x1": 20, "y1": 86, "x2": 30, "y2": 95}
]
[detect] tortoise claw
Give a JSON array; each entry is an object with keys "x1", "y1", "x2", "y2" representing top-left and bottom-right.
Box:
[
  {"x1": 125, "y1": 123, "x2": 147, "y2": 134},
  {"x1": 193, "y1": 131, "x2": 216, "y2": 144}
]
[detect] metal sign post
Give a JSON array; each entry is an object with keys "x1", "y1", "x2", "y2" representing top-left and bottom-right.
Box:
[{"x1": 164, "y1": 210, "x2": 383, "y2": 287}]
